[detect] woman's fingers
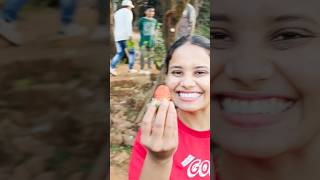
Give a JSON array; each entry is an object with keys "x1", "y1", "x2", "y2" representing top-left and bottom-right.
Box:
[
  {"x1": 141, "y1": 100, "x2": 157, "y2": 138},
  {"x1": 151, "y1": 99, "x2": 170, "y2": 138},
  {"x1": 164, "y1": 101, "x2": 178, "y2": 140},
  {"x1": 141, "y1": 100, "x2": 178, "y2": 160}
]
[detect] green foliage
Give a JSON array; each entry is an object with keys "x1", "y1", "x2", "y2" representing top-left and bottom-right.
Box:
[
  {"x1": 153, "y1": 23, "x2": 166, "y2": 70},
  {"x1": 111, "y1": 144, "x2": 132, "y2": 153},
  {"x1": 195, "y1": 23, "x2": 210, "y2": 39},
  {"x1": 195, "y1": 0, "x2": 210, "y2": 39}
]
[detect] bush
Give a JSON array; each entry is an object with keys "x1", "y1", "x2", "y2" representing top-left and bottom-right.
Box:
[{"x1": 153, "y1": 23, "x2": 166, "y2": 70}]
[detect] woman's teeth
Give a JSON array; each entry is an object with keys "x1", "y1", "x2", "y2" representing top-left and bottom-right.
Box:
[
  {"x1": 221, "y1": 98, "x2": 294, "y2": 114},
  {"x1": 179, "y1": 92, "x2": 201, "y2": 98}
]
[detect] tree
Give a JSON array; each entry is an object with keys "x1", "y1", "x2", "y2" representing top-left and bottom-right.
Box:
[{"x1": 160, "y1": 0, "x2": 189, "y2": 50}]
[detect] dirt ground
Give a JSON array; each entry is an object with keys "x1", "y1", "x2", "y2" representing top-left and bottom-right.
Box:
[
  {"x1": 109, "y1": 56, "x2": 160, "y2": 180},
  {"x1": 0, "y1": 3, "x2": 161, "y2": 179},
  {"x1": 0, "y1": 4, "x2": 109, "y2": 180}
]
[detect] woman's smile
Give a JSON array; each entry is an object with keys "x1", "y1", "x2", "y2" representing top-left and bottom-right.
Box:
[
  {"x1": 214, "y1": 91, "x2": 298, "y2": 128},
  {"x1": 176, "y1": 90, "x2": 204, "y2": 102}
]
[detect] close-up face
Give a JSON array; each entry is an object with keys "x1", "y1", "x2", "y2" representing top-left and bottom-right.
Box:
[
  {"x1": 212, "y1": 0, "x2": 320, "y2": 158},
  {"x1": 166, "y1": 43, "x2": 210, "y2": 113},
  {"x1": 145, "y1": 8, "x2": 155, "y2": 18}
]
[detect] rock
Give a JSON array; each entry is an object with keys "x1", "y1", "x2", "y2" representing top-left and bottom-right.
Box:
[
  {"x1": 123, "y1": 134, "x2": 134, "y2": 146},
  {"x1": 112, "y1": 152, "x2": 129, "y2": 165},
  {"x1": 110, "y1": 165, "x2": 128, "y2": 180},
  {"x1": 117, "y1": 121, "x2": 132, "y2": 130},
  {"x1": 110, "y1": 132, "x2": 123, "y2": 145}
]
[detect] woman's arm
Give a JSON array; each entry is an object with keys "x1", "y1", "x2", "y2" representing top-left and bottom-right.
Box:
[{"x1": 140, "y1": 154, "x2": 173, "y2": 180}]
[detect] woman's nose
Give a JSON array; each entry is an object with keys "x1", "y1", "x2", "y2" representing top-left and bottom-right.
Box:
[
  {"x1": 180, "y1": 78, "x2": 196, "y2": 89},
  {"x1": 225, "y1": 54, "x2": 274, "y2": 87}
]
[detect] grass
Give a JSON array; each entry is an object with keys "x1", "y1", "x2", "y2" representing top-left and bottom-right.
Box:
[{"x1": 111, "y1": 144, "x2": 132, "y2": 154}]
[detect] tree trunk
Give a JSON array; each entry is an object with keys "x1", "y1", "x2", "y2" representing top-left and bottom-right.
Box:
[{"x1": 161, "y1": 0, "x2": 189, "y2": 50}]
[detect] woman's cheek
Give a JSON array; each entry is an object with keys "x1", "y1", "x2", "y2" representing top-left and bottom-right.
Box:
[
  {"x1": 200, "y1": 76, "x2": 210, "y2": 92},
  {"x1": 165, "y1": 76, "x2": 180, "y2": 91}
]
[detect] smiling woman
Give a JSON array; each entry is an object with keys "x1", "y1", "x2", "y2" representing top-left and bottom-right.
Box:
[
  {"x1": 213, "y1": 0, "x2": 320, "y2": 180},
  {"x1": 128, "y1": 35, "x2": 210, "y2": 180}
]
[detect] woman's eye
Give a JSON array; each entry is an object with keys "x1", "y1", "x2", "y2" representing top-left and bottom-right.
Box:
[
  {"x1": 213, "y1": 31, "x2": 230, "y2": 40},
  {"x1": 272, "y1": 31, "x2": 311, "y2": 41},
  {"x1": 195, "y1": 70, "x2": 209, "y2": 76},
  {"x1": 212, "y1": 28, "x2": 233, "y2": 49},
  {"x1": 270, "y1": 28, "x2": 314, "y2": 50},
  {"x1": 171, "y1": 71, "x2": 183, "y2": 76}
]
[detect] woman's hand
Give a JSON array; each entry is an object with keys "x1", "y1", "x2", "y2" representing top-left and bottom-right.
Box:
[{"x1": 140, "y1": 99, "x2": 178, "y2": 162}]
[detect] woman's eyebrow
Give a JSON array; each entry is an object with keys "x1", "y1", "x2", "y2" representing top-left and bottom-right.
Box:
[
  {"x1": 271, "y1": 14, "x2": 319, "y2": 25},
  {"x1": 169, "y1": 66, "x2": 183, "y2": 70},
  {"x1": 213, "y1": 14, "x2": 232, "y2": 22},
  {"x1": 195, "y1": 66, "x2": 209, "y2": 69}
]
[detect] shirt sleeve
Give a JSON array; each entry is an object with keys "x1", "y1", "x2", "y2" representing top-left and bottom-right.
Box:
[{"x1": 128, "y1": 129, "x2": 147, "y2": 180}]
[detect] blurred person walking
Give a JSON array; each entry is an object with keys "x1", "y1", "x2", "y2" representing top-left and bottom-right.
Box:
[{"x1": 110, "y1": 0, "x2": 137, "y2": 76}]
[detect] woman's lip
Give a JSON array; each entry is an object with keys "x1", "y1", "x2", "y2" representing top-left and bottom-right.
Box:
[
  {"x1": 215, "y1": 91, "x2": 297, "y2": 101},
  {"x1": 221, "y1": 112, "x2": 283, "y2": 128}
]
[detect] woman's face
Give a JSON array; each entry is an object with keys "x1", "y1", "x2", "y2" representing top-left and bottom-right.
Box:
[
  {"x1": 212, "y1": 0, "x2": 320, "y2": 157},
  {"x1": 166, "y1": 43, "x2": 210, "y2": 113}
]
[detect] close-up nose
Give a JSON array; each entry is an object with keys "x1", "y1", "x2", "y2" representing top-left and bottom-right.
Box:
[
  {"x1": 224, "y1": 52, "x2": 274, "y2": 87},
  {"x1": 180, "y1": 77, "x2": 197, "y2": 89}
]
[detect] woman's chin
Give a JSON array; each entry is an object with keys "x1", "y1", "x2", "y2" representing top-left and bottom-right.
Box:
[
  {"x1": 176, "y1": 103, "x2": 208, "y2": 113},
  {"x1": 217, "y1": 140, "x2": 290, "y2": 159}
]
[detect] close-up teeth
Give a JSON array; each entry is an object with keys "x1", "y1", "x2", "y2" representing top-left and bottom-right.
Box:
[
  {"x1": 221, "y1": 98, "x2": 294, "y2": 114},
  {"x1": 179, "y1": 92, "x2": 201, "y2": 98}
]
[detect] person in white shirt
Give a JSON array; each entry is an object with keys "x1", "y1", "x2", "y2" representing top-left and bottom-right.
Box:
[{"x1": 110, "y1": 0, "x2": 137, "y2": 76}]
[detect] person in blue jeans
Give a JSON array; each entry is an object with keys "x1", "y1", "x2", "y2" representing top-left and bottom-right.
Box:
[
  {"x1": 110, "y1": 37, "x2": 136, "y2": 75},
  {"x1": 0, "y1": 0, "x2": 87, "y2": 45},
  {"x1": 110, "y1": 0, "x2": 137, "y2": 76}
]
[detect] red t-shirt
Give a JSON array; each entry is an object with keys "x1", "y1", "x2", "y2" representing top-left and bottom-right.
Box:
[{"x1": 128, "y1": 117, "x2": 210, "y2": 179}]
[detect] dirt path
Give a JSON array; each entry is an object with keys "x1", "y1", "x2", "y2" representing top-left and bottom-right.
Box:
[
  {"x1": 109, "y1": 33, "x2": 160, "y2": 179},
  {"x1": 109, "y1": 61, "x2": 160, "y2": 179}
]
